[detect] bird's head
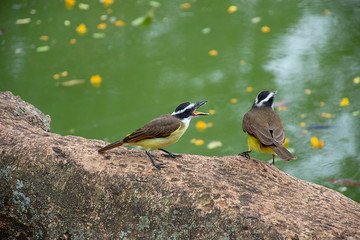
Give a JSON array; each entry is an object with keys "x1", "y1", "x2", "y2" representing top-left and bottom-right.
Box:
[
  {"x1": 253, "y1": 91, "x2": 277, "y2": 109},
  {"x1": 172, "y1": 101, "x2": 208, "y2": 121}
]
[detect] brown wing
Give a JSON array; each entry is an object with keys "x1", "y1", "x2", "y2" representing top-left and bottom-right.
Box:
[
  {"x1": 123, "y1": 114, "x2": 181, "y2": 143},
  {"x1": 242, "y1": 108, "x2": 285, "y2": 146}
]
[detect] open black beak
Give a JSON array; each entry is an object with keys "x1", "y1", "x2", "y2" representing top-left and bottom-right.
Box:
[{"x1": 193, "y1": 100, "x2": 209, "y2": 116}]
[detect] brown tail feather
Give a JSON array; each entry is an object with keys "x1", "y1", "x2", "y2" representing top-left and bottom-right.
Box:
[
  {"x1": 270, "y1": 145, "x2": 297, "y2": 161},
  {"x1": 98, "y1": 139, "x2": 125, "y2": 153}
]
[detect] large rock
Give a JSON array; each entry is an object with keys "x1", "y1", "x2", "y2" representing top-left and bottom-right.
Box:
[{"x1": 0, "y1": 91, "x2": 359, "y2": 239}]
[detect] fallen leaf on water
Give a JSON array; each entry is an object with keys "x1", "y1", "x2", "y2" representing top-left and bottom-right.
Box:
[
  {"x1": 93, "y1": 33, "x2": 106, "y2": 39},
  {"x1": 251, "y1": 17, "x2": 261, "y2": 24},
  {"x1": 201, "y1": 27, "x2": 211, "y2": 34},
  {"x1": 16, "y1": 18, "x2": 31, "y2": 24},
  {"x1": 207, "y1": 141, "x2": 222, "y2": 149},
  {"x1": 60, "y1": 79, "x2": 85, "y2": 87},
  {"x1": 78, "y1": 3, "x2": 89, "y2": 10},
  {"x1": 36, "y1": 45, "x2": 50, "y2": 52},
  {"x1": 325, "y1": 179, "x2": 360, "y2": 187}
]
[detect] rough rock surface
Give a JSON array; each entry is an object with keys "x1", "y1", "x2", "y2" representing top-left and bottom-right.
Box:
[{"x1": 0, "y1": 91, "x2": 359, "y2": 239}]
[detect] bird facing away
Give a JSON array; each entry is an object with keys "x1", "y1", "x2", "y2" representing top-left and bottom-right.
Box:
[
  {"x1": 98, "y1": 101, "x2": 208, "y2": 169},
  {"x1": 240, "y1": 91, "x2": 297, "y2": 164}
]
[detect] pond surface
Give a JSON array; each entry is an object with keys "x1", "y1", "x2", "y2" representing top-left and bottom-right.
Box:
[{"x1": 1, "y1": 0, "x2": 360, "y2": 202}]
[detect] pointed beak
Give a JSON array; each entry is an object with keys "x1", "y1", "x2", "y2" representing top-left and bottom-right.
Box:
[
  {"x1": 273, "y1": 91, "x2": 278, "y2": 96},
  {"x1": 193, "y1": 100, "x2": 208, "y2": 116}
]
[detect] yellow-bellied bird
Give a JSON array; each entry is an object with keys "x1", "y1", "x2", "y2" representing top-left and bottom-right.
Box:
[
  {"x1": 98, "y1": 101, "x2": 208, "y2": 169},
  {"x1": 240, "y1": 91, "x2": 296, "y2": 164}
]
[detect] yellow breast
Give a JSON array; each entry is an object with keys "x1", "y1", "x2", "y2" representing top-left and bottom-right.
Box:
[
  {"x1": 247, "y1": 134, "x2": 276, "y2": 154},
  {"x1": 127, "y1": 122, "x2": 188, "y2": 150}
]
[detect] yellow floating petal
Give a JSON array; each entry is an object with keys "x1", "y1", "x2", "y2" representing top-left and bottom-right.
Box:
[
  {"x1": 320, "y1": 101, "x2": 325, "y2": 107},
  {"x1": 300, "y1": 122, "x2": 306, "y2": 127},
  {"x1": 324, "y1": 9, "x2": 330, "y2": 15},
  {"x1": 311, "y1": 136, "x2": 319, "y2": 148},
  {"x1": 227, "y1": 6, "x2": 237, "y2": 14},
  {"x1": 102, "y1": 0, "x2": 114, "y2": 7},
  {"x1": 305, "y1": 89, "x2": 311, "y2": 95},
  {"x1": 115, "y1": 20, "x2": 125, "y2": 27},
  {"x1": 90, "y1": 74, "x2": 102, "y2": 88},
  {"x1": 97, "y1": 23, "x2": 107, "y2": 30},
  {"x1": 76, "y1": 24, "x2": 87, "y2": 35},
  {"x1": 40, "y1": 35, "x2": 49, "y2": 41},
  {"x1": 321, "y1": 112, "x2": 332, "y2": 118},
  {"x1": 65, "y1": 0, "x2": 76, "y2": 9},
  {"x1": 261, "y1": 26, "x2": 270, "y2": 33},
  {"x1": 354, "y1": 77, "x2": 360, "y2": 84},
  {"x1": 180, "y1": 3, "x2": 191, "y2": 9},
  {"x1": 208, "y1": 50, "x2": 218, "y2": 56},
  {"x1": 61, "y1": 71, "x2": 68, "y2": 77},
  {"x1": 246, "y1": 86, "x2": 253, "y2": 92},
  {"x1": 339, "y1": 97, "x2": 349, "y2": 107},
  {"x1": 283, "y1": 138, "x2": 290, "y2": 148},
  {"x1": 230, "y1": 98, "x2": 238, "y2": 104},
  {"x1": 53, "y1": 74, "x2": 60, "y2": 80},
  {"x1": 196, "y1": 120, "x2": 207, "y2": 131},
  {"x1": 70, "y1": 39, "x2": 76, "y2": 45},
  {"x1": 208, "y1": 109, "x2": 215, "y2": 115}
]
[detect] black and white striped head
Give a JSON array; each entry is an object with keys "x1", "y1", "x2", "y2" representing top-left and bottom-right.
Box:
[
  {"x1": 172, "y1": 101, "x2": 208, "y2": 121},
  {"x1": 253, "y1": 91, "x2": 277, "y2": 109}
]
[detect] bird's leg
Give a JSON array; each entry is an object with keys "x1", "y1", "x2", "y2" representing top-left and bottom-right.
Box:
[
  {"x1": 239, "y1": 150, "x2": 252, "y2": 159},
  {"x1": 145, "y1": 151, "x2": 166, "y2": 169},
  {"x1": 271, "y1": 154, "x2": 275, "y2": 165},
  {"x1": 159, "y1": 148, "x2": 182, "y2": 158}
]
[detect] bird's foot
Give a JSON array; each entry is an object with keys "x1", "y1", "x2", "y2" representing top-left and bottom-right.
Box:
[
  {"x1": 153, "y1": 162, "x2": 167, "y2": 169},
  {"x1": 159, "y1": 148, "x2": 182, "y2": 158},
  {"x1": 239, "y1": 150, "x2": 251, "y2": 159}
]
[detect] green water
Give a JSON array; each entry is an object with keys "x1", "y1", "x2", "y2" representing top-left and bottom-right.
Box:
[{"x1": 1, "y1": 0, "x2": 360, "y2": 202}]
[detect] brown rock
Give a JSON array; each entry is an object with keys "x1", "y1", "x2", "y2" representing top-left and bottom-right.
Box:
[{"x1": 0, "y1": 91, "x2": 359, "y2": 239}]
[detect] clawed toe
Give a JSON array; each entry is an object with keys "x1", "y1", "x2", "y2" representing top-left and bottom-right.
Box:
[{"x1": 239, "y1": 151, "x2": 251, "y2": 159}]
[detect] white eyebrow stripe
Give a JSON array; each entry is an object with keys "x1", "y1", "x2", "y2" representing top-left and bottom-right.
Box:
[
  {"x1": 171, "y1": 103, "x2": 195, "y2": 115},
  {"x1": 262, "y1": 93, "x2": 274, "y2": 103}
]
